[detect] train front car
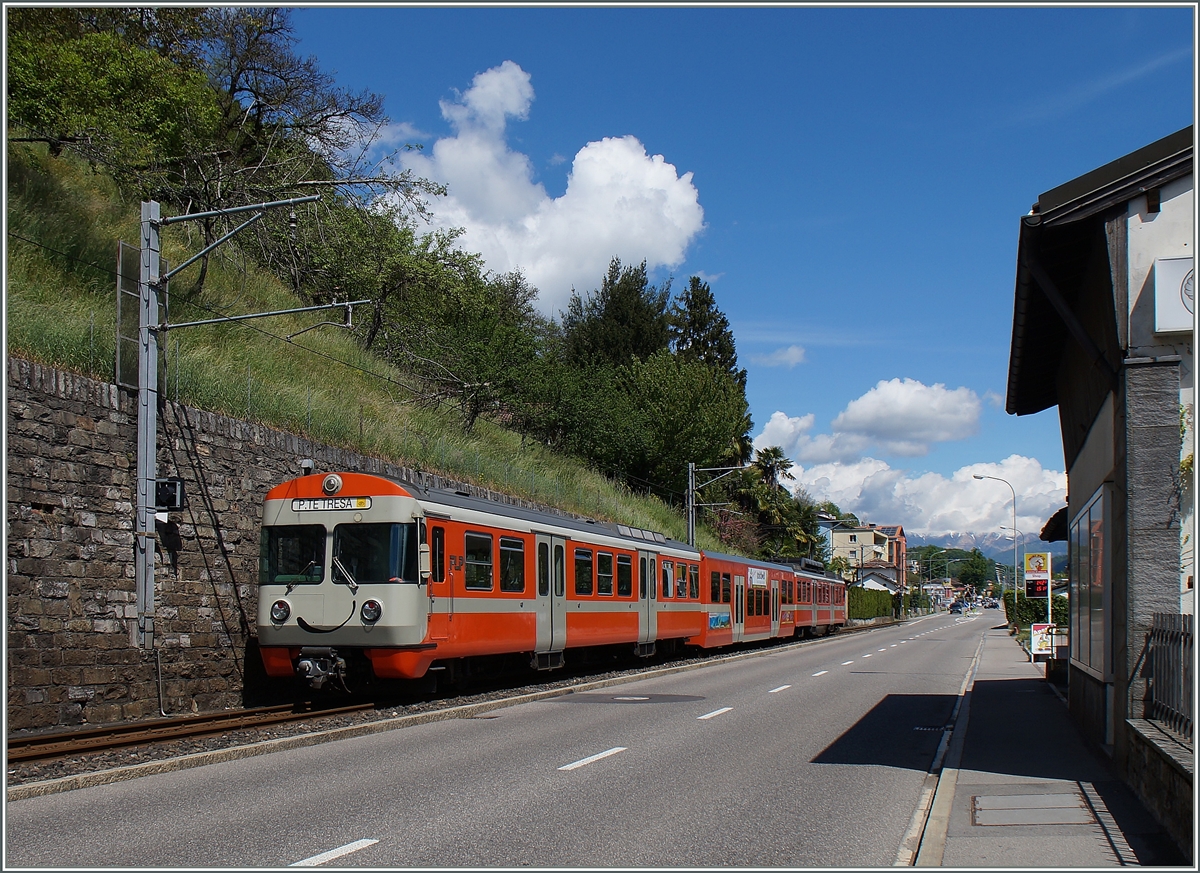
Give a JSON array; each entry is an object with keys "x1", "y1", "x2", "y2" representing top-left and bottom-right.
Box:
[{"x1": 257, "y1": 471, "x2": 432, "y2": 689}]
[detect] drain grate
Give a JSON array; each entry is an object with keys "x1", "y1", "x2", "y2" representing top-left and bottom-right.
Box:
[{"x1": 972, "y1": 792, "x2": 1095, "y2": 826}]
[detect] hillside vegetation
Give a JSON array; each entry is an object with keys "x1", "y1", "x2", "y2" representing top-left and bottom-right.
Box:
[
  {"x1": 7, "y1": 144, "x2": 706, "y2": 542},
  {"x1": 6, "y1": 7, "x2": 841, "y2": 561}
]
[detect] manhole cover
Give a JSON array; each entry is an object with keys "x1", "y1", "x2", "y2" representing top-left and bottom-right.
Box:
[{"x1": 972, "y1": 793, "x2": 1095, "y2": 826}]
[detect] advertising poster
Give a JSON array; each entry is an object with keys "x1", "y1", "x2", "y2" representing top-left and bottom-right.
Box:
[{"x1": 1031, "y1": 623, "x2": 1053, "y2": 656}]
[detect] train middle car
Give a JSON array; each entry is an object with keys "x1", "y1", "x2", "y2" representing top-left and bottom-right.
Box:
[{"x1": 256, "y1": 470, "x2": 846, "y2": 689}]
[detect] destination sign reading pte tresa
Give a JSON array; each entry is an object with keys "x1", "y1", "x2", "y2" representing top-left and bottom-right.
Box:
[{"x1": 291, "y1": 496, "x2": 372, "y2": 512}]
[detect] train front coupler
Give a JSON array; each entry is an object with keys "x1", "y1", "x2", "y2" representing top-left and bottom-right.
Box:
[{"x1": 296, "y1": 647, "x2": 347, "y2": 690}]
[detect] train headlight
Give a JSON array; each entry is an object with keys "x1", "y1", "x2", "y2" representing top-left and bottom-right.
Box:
[
  {"x1": 361, "y1": 600, "x2": 383, "y2": 623},
  {"x1": 270, "y1": 600, "x2": 290, "y2": 623}
]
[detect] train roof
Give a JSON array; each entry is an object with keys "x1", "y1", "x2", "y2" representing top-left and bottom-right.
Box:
[{"x1": 394, "y1": 475, "x2": 699, "y2": 555}]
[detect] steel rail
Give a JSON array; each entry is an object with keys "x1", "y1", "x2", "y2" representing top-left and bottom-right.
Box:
[{"x1": 7, "y1": 702, "x2": 374, "y2": 763}]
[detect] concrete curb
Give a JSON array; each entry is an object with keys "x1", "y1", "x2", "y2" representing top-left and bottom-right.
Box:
[{"x1": 8, "y1": 624, "x2": 882, "y2": 802}]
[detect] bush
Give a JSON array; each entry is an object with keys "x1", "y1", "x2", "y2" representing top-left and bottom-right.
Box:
[
  {"x1": 848, "y1": 586, "x2": 894, "y2": 620},
  {"x1": 1003, "y1": 591, "x2": 1069, "y2": 627}
]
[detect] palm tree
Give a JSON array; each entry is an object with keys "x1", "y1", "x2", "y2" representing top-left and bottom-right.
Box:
[{"x1": 753, "y1": 446, "x2": 793, "y2": 490}]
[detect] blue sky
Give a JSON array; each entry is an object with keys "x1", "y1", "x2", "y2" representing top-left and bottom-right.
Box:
[{"x1": 289, "y1": 4, "x2": 1194, "y2": 537}]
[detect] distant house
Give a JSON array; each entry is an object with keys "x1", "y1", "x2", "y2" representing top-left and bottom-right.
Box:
[
  {"x1": 1004, "y1": 126, "x2": 1193, "y2": 856},
  {"x1": 859, "y1": 569, "x2": 903, "y2": 594},
  {"x1": 819, "y1": 519, "x2": 907, "y2": 587}
]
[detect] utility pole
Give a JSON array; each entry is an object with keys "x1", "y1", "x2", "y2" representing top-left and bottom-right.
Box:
[
  {"x1": 685, "y1": 461, "x2": 752, "y2": 547},
  {"x1": 131, "y1": 195, "x2": 366, "y2": 649}
]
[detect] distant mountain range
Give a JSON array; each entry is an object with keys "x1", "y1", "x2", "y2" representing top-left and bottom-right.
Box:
[{"x1": 906, "y1": 531, "x2": 1068, "y2": 564}]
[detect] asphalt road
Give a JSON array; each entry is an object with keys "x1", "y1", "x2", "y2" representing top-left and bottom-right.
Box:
[{"x1": 5, "y1": 613, "x2": 994, "y2": 868}]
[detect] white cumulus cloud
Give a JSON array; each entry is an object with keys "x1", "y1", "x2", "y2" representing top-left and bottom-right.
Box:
[
  {"x1": 790, "y1": 454, "x2": 1066, "y2": 537},
  {"x1": 754, "y1": 378, "x2": 983, "y2": 463},
  {"x1": 750, "y1": 379, "x2": 1057, "y2": 536},
  {"x1": 399, "y1": 61, "x2": 705, "y2": 315},
  {"x1": 831, "y1": 377, "x2": 981, "y2": 456}
]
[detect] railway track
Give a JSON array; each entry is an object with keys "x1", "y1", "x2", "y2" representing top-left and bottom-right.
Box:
[{"x1": 7, "y1": 702, "x2": 375, "y2": 763}]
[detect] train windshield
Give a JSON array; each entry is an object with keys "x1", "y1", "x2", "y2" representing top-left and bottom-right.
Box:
[
  {"x1": 260, "y1": 525, "x2": 325, "y2": 585},
  {"x1": 332, "y1": 523, "x2": 420, "y2": 584}
]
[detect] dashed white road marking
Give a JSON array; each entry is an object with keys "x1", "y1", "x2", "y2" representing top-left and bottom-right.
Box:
[
  {"x1": 862, "y1": 654, "x2": 873, "y2": 658},
  {"x1": 559, "y1": 747, "x2": 627, "y2": 770},
  {"x1": 698, "y1": 707, "x2": 733, "y2": 720},
  {"x1": 812, "y1": 670, "x2": 828, "y2": 677},
  {"x1": 891, "y1": 644, "x2": 898, "y2": 647},
  {"x1": 769, "y1": 684, "x2": 792, "y2": 693},
  {"x1": 879, "y1": 648, "x2": 887, "y2": 652},
  {"x1": 841, "y1": 660, "x2": 854, "y2": 665},
  {"x1": 290, "y1": 839, "x2": 378, "y2": 867}
]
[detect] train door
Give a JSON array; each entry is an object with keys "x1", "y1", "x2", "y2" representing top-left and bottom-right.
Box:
[
  {"x1": 638, "y1": 551, "x2": 658, "y2": 646},
  {"x1": 771, "y1": 577, "x2": 780, "y2": 637},
  {"x1": 535, "y1": 534, "x2": 567, "y2": 656},
  {"x1": 733, "y1": 574, "x2": 745, "y2": 643}
]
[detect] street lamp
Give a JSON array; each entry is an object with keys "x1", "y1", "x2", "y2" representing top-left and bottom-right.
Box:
[
  {"x1": 974, "y1": 474, "x2": 1018, "y2": 609},
  {"x1": 1000, "y1": 524, "x2": 1024, "y2": 600}
]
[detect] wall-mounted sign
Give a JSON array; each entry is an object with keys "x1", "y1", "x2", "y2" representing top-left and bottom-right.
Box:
[{"x1": 1155, "y1": 257, "x2": 1194, "y2": 333}]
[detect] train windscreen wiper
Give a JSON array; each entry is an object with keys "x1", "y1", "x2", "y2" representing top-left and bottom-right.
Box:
[{"x1": 332, "y1": 556, "x2": 359, "y2": 593}]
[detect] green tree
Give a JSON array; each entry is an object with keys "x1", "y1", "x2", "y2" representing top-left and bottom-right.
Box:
[
  {"x1": 956, "y1": 548, "x2": 994, "y2": 589},
  {"x1": 562, "y1": 258, "x2": 671, "y2": 369},
  {"x1": 669, "y1": 276, "x2": 746, "y2": 390}
]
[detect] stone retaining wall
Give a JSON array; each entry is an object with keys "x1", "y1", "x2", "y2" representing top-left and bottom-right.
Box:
[{"x1": 5, "y1": 358, "x2": 566, "y2": 731}]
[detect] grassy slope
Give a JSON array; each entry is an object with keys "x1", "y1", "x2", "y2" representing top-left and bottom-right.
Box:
[{"x1": 5, "y1": 144, "x2": 720, "y2": 548}]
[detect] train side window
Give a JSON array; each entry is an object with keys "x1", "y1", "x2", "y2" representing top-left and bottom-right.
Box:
[
  {"x1": 617, "y1": 554, "x2": 633, "y2": 597},
  {"x1": 649, "y1": 559, "x2": 657, "y2": 600},
  {"x1": 639, "y1": 557, "x2": 647, "y2": 599},
  {"x1": 688, "y1": 564, "x2": 699, "y2": 599},
  {"x1": 554, "y1": 545, "x2": 565, "y2": 596},
  {"x1": 661, "y1": 560, "x2": 673, "y2": 598},
  {"x1": 710, "y1": 571, "x2": 720, "y2": 602},
  {"x1": 675, "y1": 562, "x2": 688, "y2": 599},
  {"x1": 432, "y1": 526, "x2": 445, "y2": 583},
  {"x1": 721, "y1": 573, "x2": 731, "y2": 604},
  {"x1": 464, "y1": 532, "x2": 493, "y2": 590},
  {"x1": 574, "y1": 548, "x2": 593, "y2": 596},
  {"x1": 597, "y1": 552, "x2": 614, "y2": 596},
  {"x1": 499, "y1": 537, "x2": 525, "y2": 593},
  {"x1": 538, "y1": 542, "x2": 549, "y2": 596}
]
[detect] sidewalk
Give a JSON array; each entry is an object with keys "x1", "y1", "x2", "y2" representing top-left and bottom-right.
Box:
[{"x1": 916, "y1": 623, "x2": 1187, "y2": 867}]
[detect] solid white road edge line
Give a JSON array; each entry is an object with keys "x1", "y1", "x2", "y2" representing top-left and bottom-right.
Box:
[
  {"x1": 559, "y1": 747, "x2": 627, "y2": 771},
  {"x1": 697, "y1": 707, "x2": 733, "y2": 720},
  {"x1": 290, "y1": 839, "x2": 379, "y2": 867}
]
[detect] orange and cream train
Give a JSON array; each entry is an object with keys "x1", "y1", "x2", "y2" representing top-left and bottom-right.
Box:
[{"x1": 257, "y1": 470, "x2": 846, "y2": 689}]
